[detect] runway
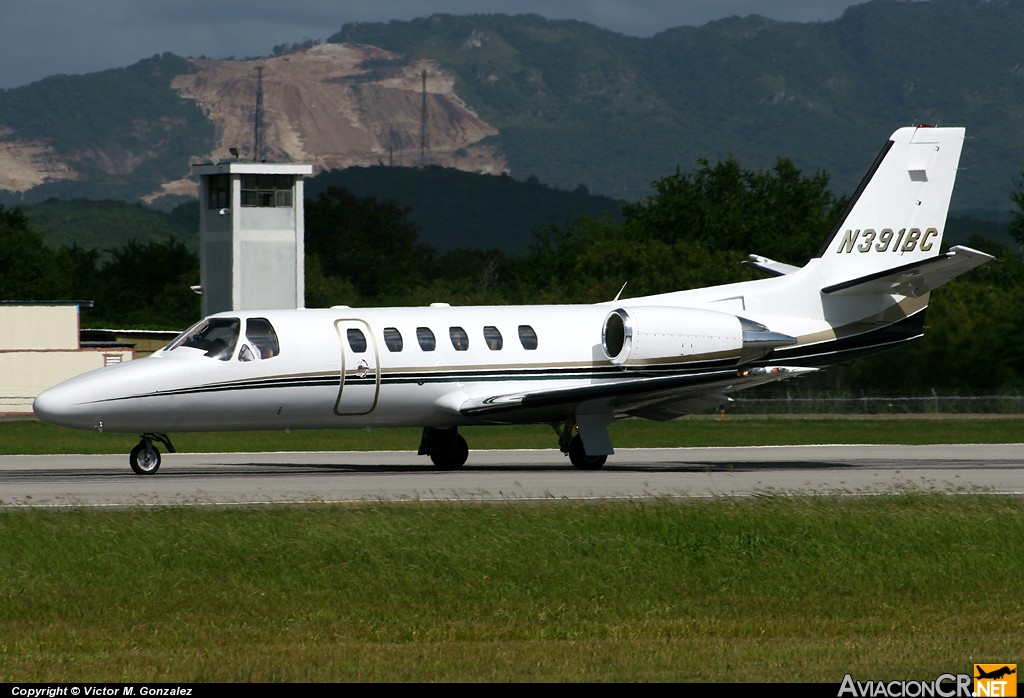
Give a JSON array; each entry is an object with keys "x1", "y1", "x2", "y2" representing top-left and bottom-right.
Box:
[{"x1": 1, "y1": 443, "x2": 1022, "y2": 508}]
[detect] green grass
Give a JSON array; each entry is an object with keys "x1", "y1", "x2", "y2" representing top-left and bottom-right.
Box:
[
  {"x1": 2, "y1": 418, "x2": 1021, "y2": 681},
  {"x1": 1, "y1": 415, "x2": 1021, "y2": 455},
  {"x1": 1, "y1": 496, "x2": 1022, "y2": 682}
]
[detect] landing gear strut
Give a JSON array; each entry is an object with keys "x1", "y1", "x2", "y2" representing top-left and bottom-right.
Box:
[
  {"x1": 129, "y1": 433, "x2": 175, "y2": 475},
  {"x1": 419, "y1": 427, "x2": 469, "y2": 469}
]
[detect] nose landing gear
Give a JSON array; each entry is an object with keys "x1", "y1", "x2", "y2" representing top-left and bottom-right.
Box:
[{"x1": 129, "y1": 433, "x2": 176, "y2": 475}]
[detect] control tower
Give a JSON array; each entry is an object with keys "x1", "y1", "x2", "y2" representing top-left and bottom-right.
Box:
[{"x1": 192, "y1": 162, "x2": 313, "y2": 316}]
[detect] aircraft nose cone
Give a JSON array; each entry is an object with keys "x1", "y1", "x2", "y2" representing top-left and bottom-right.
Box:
[{"x1": 33, "y1": 379, "x2": 99, "y2": 430}]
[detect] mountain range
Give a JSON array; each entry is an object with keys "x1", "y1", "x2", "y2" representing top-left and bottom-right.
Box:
[{"x1": 1, "y1": 0, "x2": 1022, "y2": 219}]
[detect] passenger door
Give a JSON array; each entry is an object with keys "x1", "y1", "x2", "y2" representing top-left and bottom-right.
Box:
[{"x1": 333, "y1": 319, "x2": 380, "y2": 415}]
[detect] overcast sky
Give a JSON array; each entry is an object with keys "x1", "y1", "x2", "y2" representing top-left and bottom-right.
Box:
[{"x1": 0, "y1": 1, "x2": 870, "y2": 90}]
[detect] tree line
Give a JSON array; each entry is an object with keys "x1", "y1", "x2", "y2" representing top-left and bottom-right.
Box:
[{"x1": 2, "y1": 156, "x2": 1021, "y2": 393}]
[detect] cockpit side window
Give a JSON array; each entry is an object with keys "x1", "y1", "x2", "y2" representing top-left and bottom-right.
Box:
[
  {"x1": 166, "y1": 318, "x2": 240, "y2": 360},
  {"x1": 244, "y1": 318, "x2": 280, "y2": 360}
]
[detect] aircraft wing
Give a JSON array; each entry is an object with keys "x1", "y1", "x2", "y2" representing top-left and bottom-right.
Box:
[
  {"x1": 822, "y1": 245, "x2": 994, "y2": 298},
  {"x1": 459, "y1": 366, "x2": 816, "y2": 421}
]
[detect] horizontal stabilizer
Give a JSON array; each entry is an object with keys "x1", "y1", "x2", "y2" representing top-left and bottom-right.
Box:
[
  {"x1": 821, "y1": 245, "x2": 994, "y2": 297},
  {"x1": 743, "y1": 255, "x2": 801, "y2": 277}
]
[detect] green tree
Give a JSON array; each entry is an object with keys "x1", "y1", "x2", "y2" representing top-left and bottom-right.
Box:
[
  {"x1": 621, "y1": 157, "x2": 847, "y2": 265},
  {"x1": 0, "y1": 205, "x2": 72, "y2": 299},
  {"x1": 304, "y1": 254, "x2": 358, "y2": 309},
  {"x1": 304, "y1": 188, "x2": 435, "y2": 303},
  {"x1": 513, "y1": 156, "x2": 847, "y2": 303},
  {"x1": 87, "y1": 238, "x2": 199, "y2": 329},
  {"x1": 1008, "y1": 172, "x2": 1024, "y2": 248}
]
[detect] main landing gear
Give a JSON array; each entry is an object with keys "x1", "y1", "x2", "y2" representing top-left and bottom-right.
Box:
[
  {"x1": 418, "y1": 427, "x2": 470, "y2": 470},
  {"x1": 128, "y1": 433, "x2": 176, "y2": 475},
  {"x1": 566, "y1": 433, "x2": 607, "y2": 470},
  {"x1": 419, "y1": 419, "x2": 612, "y2": 471},
  {"x1": 555, "y1": 422, "x2": 608, "y2": 470}
]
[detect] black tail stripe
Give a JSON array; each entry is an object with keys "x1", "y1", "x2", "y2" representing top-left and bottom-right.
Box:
[{"x1": 815, "y1": 138, "x2": 896, "y2": 258}]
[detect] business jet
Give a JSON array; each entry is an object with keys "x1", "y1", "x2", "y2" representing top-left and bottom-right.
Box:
[{"x1": 33, "y1": 125, "x2": 993, "y2": 474}]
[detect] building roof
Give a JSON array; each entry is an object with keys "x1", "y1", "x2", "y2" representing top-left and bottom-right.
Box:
[{"x1": 191, "y1": 162, "x2": 313, "y2": 176}]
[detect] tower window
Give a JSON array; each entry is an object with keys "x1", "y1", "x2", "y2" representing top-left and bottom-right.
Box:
[
  {"x1": 207, "y1": 174, "x2": 230, "y2": 210},
  {"x1": 241, "y1": 174, "x2": 293, "y2": 208}
]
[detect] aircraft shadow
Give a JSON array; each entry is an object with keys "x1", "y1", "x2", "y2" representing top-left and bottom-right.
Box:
[{"x1": 194, "y1": 460, "x2": 860, "y2": 475}]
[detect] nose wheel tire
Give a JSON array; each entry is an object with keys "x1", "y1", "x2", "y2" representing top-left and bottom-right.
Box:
[{"x1": 129, "y1": 441, "x2": 161, "y2": 475}]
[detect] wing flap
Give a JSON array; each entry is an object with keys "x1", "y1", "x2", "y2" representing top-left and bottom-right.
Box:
[{"x1": 459, "y1": 366, "x2": 817, "y2": 419}]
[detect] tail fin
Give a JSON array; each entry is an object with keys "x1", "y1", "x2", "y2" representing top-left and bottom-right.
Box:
[
  {"x1": 815, "y1": 125, "x2": 966, "y2": 288},
  {"x1": 758, "y1": 126, "x2": 992, "y2": 367}
]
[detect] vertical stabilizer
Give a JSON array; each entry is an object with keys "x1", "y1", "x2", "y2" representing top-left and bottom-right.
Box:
[{"x1": 815, "y1": 125, "x2": 965, "y2": 287}]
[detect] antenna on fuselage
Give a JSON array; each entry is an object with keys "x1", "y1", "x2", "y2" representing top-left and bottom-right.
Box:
[{"x1": 613, "y1": 281, "x2": 628, "y2": 301}]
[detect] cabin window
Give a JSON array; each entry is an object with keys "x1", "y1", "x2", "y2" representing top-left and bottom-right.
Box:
[
  {"x1": 166, "y1": 317, "x2": 240, "y2": 361},
  {"x1": 416, "y1": 327, "x2": 436, "y2": 351},
  {"x1": 383, "y1": 327, "x2": 403, "y2": 352},
  {"x1": 483, "y1": 326, "x2": 503, "y2": 350},
  {"x1": 347, "y1": 328, "x2": 368, "y2": 353},
  {"x1": 449, "y1": 326, "x2": 469, "y2": 351},
  {"x1": 518, "y1": 325, "x2": 538, "y2": 350}
]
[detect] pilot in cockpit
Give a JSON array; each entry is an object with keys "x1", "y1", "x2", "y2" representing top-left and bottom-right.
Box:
[{"x1": 238, "y1": 318, "x2": 280, "y2": 361}]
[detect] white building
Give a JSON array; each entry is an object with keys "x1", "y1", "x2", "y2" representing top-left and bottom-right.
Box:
[
  {"x1": 0, "y1": 302, "x2": 134, "y2": 414},
  {"x1": 192, "y1": 162, "x2": 313, "y2": 316}
]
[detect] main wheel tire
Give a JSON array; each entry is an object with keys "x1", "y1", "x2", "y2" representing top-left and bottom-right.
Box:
[
  {"x1": 568, "y1": 434, "x2": 607, "y2": 470},
  {"x1": 129, "y1": 441, "x2": 161, "y2": 475},
  {"x1": 429, "y1": 434, "x2": 469, "y2": 470}
]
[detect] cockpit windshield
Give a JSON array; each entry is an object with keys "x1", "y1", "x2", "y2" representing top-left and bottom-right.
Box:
[
  {"x1": 164, "y1": 318, "x2": 240, "y2": 360},
  {"x1": 165, "y1": 317, "x2": 281, "y2": 362}
]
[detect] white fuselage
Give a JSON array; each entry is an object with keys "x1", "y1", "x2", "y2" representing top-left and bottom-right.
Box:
[
  {"x1": 30, "y1": 265, "x2": 907, "y2": 437},
  {"x1": 32, "y1": 280, "x2": 842, "y2": 435}
]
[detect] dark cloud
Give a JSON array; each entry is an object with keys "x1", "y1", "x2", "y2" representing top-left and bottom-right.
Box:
[{"x1": 0, "y1": 0, "x2": 865, "y2": 89}]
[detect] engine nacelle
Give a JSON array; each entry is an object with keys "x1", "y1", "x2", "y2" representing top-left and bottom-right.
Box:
[{"x1": 601, "y1": 306, "x2": 796, "y2": 367}]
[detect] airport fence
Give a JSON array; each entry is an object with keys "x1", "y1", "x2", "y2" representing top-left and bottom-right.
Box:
[{"x1": 728, "y1": 391, "x2": 1024, "y2": 415}]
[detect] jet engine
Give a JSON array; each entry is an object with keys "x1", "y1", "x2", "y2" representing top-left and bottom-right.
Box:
[{"x1": 601, "y1": 306, "x2": 796, "y2": 367}]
